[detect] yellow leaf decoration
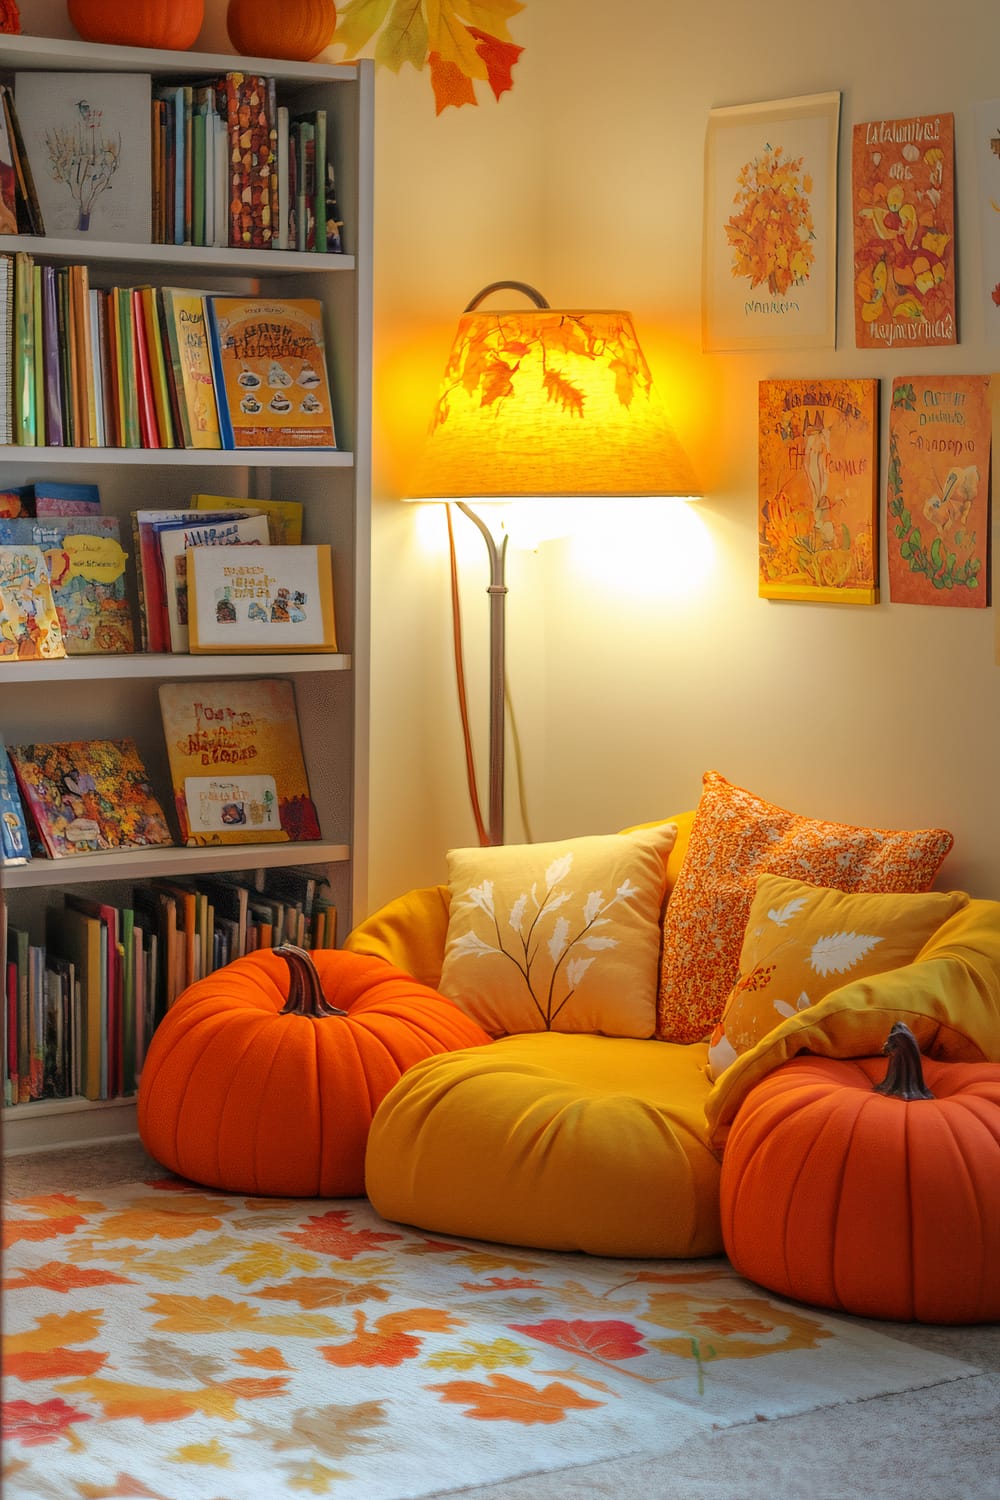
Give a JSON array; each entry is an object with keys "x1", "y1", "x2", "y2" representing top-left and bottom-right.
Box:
[{"x1": 334, "y1": 0, "x2": 526, "y2": 111}]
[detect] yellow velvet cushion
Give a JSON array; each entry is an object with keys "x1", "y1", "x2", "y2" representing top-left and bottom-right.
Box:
[
  {"x1": 705, "y1": 896, "x2": 1000, "y2": 1152},
  {"x1": 657, "y1": 771, "x2": 954, "y2": 1044},
  {"x1": 439, "y1": 823, "x2": 678, "y2": 1037},
  {"x1": 707, "y1": 874, "x2": 969, "y2": 1079},
  {"x1": 365, "y1": 1032, "x2": 722, "y2": 1258}
]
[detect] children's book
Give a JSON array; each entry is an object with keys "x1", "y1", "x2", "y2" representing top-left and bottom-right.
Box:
[
  {"x1": 157, "y1": 287, "x2": 221, "y2": 448},
  {"x1": 204, "y1": 296, "x2": 336, "y2": 449},
  {"x1": 46, "y1": 904, "x2": 103, "y2": 1100},
  {"x1": 0, "y1": 516, "x2": 134, "y2": 654},
  {"x1": 0, "y1": 84, "x2": 44, "y2": 237},
  {"x1": 192, "y1": 491, "x2": 304, "y2": 545},
  {"x1": 0, "y1": 545, "x2": 66, "y2": 660},
  {"x1": 159, "y1": 677, "x2": 321, "y2": 846},
  {"x1": 131, "y1": 506, "x2": 260, "y2": 653},
  {"x1": 0, "y1": 485, "x2": 33, "y2": 518},
  {"x1": 13, "y1": 73, "x2": 152, "y2": 243},
  {"x1": 7, "y1": 738, "x2": 173, "y2": 858},
  {"x1": 0, "y1": 733, "x2": 31, "y2": 865},
  {"x1": 155, "y1": 509, "x2": 270, "y2": 652},
  {"x1": 188, "y1": 543, "x2": 338, "y2": 654},
  {"x1": 33, "y1": 481, "x2": 102, "y2": 517}
]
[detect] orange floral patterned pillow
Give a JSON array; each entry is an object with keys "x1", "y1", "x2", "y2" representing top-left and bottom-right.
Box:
[{"x1": 656, "y1": 772, "x2": 954, "y2": 1043}]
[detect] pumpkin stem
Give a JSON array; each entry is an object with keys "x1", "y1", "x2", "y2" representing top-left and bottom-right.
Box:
[
  {"x1": 276, "y1": 944, "x2": 348, "y2": 1018},
  {"x1": 872, "y1": 1021, "x2": 934, "y2": 1101}
]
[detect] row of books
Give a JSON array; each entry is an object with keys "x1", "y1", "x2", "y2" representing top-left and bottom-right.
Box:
[
  {"x1": 0, "y1": 677, "x2": 321, "y2": 864},
  {"x1": 0, "y1": 483, "x2": 339, "y2": 660},
  {"x1": 3, "y1": 867, "x2": 338, "y2": 1107},
  {"x1": 0, "y1": 265, "x2": 337, "y2": 451},
  {"x1": 2, "y1": 71, "x2": 342, "y2": 255}
]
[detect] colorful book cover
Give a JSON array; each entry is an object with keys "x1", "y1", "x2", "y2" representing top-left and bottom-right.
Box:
[
  {"x1": 33, "y1": 481, "x2": 101, "y2": 516},
  {"x1": 40, "y1": 264, "x2": 65, "y2": 447},
  {"x1": 0, "y1": 83, "x2": 45, "y2": 237},
  {"x1": 7, "y1": 737, "x2": 173, "y2": 858},
  {"x1": 974, "y1": 100, "x2": 1000, "y2": 343},
  {"x1": 887, "y1": 374, "x2": 991, "y2": 607},
  {"x1": 758, "y1": 379, "x2": 879, "y2": 605},
  {"x1": 852, "y1": 113, "x2": 956, "y2": 349},
  {"x1": 159, "y1": 677, "x2": 321, "y2": 846},
  {"x1": 0, "y1": 484, "x2": 33, "y2": 518},
  {"x1": 158, "y1": 287, "x2": 221, "y2": 449},
  {"x1": 13, "y1": 73, "x2": 152, "y2": 243},
  {"x1": 0, "y1": 544, "x2": 66, "y2": 660},
  {"x1": 205, "y1": 296, "x2": 336, "y2": 449},
  {"x1": 188, "y1": 543, "x2": 338, "y2": 654},
  {"x1": 0, "y1": 732, "x2": 31, "y2": 864},
  {"x1": 192, "y1": 491, "x2": 304, "y2": 545},
  {"x1": 155, "y1": 509, "x2": 270, "y2": 652},
  {"x1": 214, "y1": 72, "x2": 276, "y2": 250},
  {"x1": 0, "y1": 516, "x2": 134, "y2": 654},
  {"x1": 132, "y1": 506, "x2": 263, "y2": 652}
]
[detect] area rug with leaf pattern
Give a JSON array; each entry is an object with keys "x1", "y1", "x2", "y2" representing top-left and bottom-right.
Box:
[{"x1": 2, "y1": 1179, "x2": 982, "y2": 1500}]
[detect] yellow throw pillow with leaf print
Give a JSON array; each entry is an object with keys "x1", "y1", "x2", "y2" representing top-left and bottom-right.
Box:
[
  {"x1": 439, "y1": 823, "x2": 678, "y2": 1038},
  {"x1": 707, "y1": 873, "x2": 969, "y2": 1079}
]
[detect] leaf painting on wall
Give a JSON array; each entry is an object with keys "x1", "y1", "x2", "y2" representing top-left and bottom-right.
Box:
[
  {"x1": 973, "y1": 100, "x2": 1000, "y2": 344},
  {"x1": 703, "y1": 93, "x2": 840, "y2": 352},
  {"x1": 852, "y1": 113, "x2": 956, "y2": 350},
  {"x1": 334, "y1": 0, "x2": 526, "y2": 114},
  {"x1": 757, "y1": 378, "x2": 879, "y2": 604},
  {"x1": 887, "y1": 375, "x2": 991, "y2": 607}
]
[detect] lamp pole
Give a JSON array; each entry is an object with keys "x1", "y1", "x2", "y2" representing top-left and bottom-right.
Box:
[{"x1": 457, "y1": 501, "x2": 508, "y2": 845}]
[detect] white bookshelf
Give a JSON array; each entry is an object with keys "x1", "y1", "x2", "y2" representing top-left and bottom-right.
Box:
[{"x1": 1, "y1": 35, "x2": 373, "y2": 1153}]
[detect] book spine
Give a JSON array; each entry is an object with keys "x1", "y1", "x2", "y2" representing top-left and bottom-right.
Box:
[
  {"x1": 141, "y1": 286, "x2": 176, "y2": 448},
  {"x1": 312, "y1": 109, "x2": 327, "y2": 253},
  {"x1": 156, "y1": 289, "x2": 192, "y2": 448},
  {"x1": 1, "y1": 85, "x2": 44, "y2": 236},
  {"x1": 87, "y1": 288, "x2": 104, "y2": 447},
  {"x1": 275, "y1": 105, "x2": 289, "y2": 252},
  {"x1": 31, "y1": 263, "x2": 44, "y2": 446},
  {"x1": 0, "y1": 252, "x2": 13, "y2": 446},
  {"x1": 130, "y1": 287, "x2": 160, "y2": 449},
  {"x1": 191, "y1": 105, "x2": 206, "y2": 248},
  {"x1": 13, "y1": 251, "x2": 34, "y2": 445},
  {"x1": 202, "y1": 298, "x2": 234, "y2": 449}
]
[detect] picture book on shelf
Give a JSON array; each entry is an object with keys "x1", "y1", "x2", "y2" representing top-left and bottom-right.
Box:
[
  {"x1": 155, "y1": 509, "x2": 270, "y2": 652},
  {"x1": 0, "y1": 84, "x2": 45, "y2": 238},
  {"x1": 192, "y1": 492, "x2": 304, "y2": 545},
  {"x1": 0, "y1": 732, "x2": 31, "y2": 865},
  {"x1": 132, "y1": 506, "x2": 264, "y2": 653},
  {"x1": 0, "y1": 485, "x2": 33, "y2": 519},
  {"x1": 13, "y1": 73, "x2": 152, "y2": 243},
  {"x1": 188, "y1": 543, "x2": 338, "y2": 654},
  {"x1": 204, "y1": 296, "x2": 336, "y2": 449},
  {"x1": 33, "y1": 481, "x2": 102, "y2": 517},
  {"x1": 0, "y1": 516, "x2": 134, "y2": 654},
  {"x1": 157, "y1": 287, "x2": 221, "y2": 449},
  {"x1": 159, "y1": 677, "x2": 321, "y2": 846},
  {"x1": 0, "y1": 545, "x2": 66, "y2": 660},
  {"x1": 7, "y1": 738, "x2": 173, "y2": 859}
]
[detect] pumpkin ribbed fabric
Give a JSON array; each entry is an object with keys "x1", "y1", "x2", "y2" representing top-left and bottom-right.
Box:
[{"x1": 137, "y1": 947, "x2": 491, "y2": 1197}]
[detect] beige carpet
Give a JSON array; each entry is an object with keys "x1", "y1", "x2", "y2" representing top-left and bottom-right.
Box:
[{"x1": 3, "y1": 1140, "x2": 999, "y2": 1500}]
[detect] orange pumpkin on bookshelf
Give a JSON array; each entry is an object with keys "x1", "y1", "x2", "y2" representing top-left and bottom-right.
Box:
[
  {"x1": 227, "y1": 0, "x2": 337, "y2": 62},
  {"x1": 66, "y1": 0, "x2": 204, "y2": 51}
]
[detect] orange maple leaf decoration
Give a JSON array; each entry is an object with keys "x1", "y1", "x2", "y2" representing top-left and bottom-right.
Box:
[
  {"x1": 281, "y1": 1210, "x2": 403, "y2": 1259},
  {"x1": 4, "y1": 1262, "x2": 134, "y2": 1293},
  {"x1": 1, "y1": 1396, "x2": 92, "y2": 1447},
  {"x1": 428, "y1": 1372, "x2": 603, "y2": 1424},
  {"x1": 320, "y1": 1306, "x2": 462, "y2": 1367},
  {"x1": 508, "y1": 1318, "x2": 649, "y2": 1362}
]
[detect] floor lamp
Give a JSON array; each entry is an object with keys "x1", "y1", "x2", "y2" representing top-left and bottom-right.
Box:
[{"x1": 405, "y1": 282, "x2": 701, "y2": 845}]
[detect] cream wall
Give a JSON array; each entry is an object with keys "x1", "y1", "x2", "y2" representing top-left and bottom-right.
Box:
[{"x1": 22, "y1": 0, "x2": 999, "y2": 910}]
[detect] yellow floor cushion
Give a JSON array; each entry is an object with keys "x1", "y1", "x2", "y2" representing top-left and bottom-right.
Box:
[{"x1": 365, "y1": 1031, "x2": 722, "y2": 1259}]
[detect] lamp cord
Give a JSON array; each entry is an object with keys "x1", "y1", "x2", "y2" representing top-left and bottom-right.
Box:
[{"x1": 445, "y1": 505, "x2": 490, "y2": 846}]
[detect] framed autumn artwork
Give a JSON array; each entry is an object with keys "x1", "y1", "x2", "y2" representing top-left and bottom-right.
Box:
[
  {"x1": 758, "y1": 378, "x2": 879, "y2": 604},
  {"x1": 703, "y1": 92, "x2": 840, "y2": 352},
  {"x1": 973, "y1": 100, "x2": 1000, "y2": 344},
  {"x1": 852, "y1": 113, "x2": 956, "y2": 349},
  {"x1": 887, "y1": 374, "x2": 991, "y2": 608}
]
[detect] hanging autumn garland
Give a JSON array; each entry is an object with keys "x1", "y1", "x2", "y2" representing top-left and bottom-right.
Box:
[{"x1": 334, "y1": 0, "x2": 525, "y2": 114}]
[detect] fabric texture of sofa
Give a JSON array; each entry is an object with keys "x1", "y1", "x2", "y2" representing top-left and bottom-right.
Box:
[{"x1": 347, "y1": 787, "x2": 1000, "y2": 1260}]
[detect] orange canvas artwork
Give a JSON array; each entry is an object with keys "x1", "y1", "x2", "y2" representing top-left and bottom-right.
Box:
[
  {"x1": 887, "y1": 375, "x2": 991, "y2": 607},
  {"x1": 852, "y1": 113, "x2": 956, "y2": 350},
  {"x1": 758, "y1": 379, "x2": 879, "y2": 604}
]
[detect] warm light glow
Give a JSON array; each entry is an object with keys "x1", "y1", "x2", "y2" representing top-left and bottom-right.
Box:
[
  {"x1": 406, "y1": 306, "x2": 701, "y2": 500},
  {"x1": 565, "y1": 497, "x2": 716, "y2": 599}
]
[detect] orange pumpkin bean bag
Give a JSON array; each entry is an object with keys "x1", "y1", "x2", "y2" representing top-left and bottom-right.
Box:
[
  {"x1": 138, "y1": 945, "x2": 491, "y2": 1197},
  {"x1": 720, "y1": 1023, "x2": 1000, "y2": 1324}
]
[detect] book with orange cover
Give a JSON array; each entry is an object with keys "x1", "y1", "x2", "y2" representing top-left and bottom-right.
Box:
[
  {"x1": 8, "y1": 737, "x2": 173, "y2": 858},
  {"x1": 0, "y1": 544, "x2": 65, "y2": 660},
  {"x1": 204, "y1": 295, "x2": 336, "y2": 449},
  {"x1": 158, "y1": 677, "x2": 321, "y2": 846}
]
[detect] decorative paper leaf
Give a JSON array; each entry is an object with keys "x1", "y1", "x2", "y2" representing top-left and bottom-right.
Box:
[
  {"x1": 809, "y1": 931, "x2": 882, "y2": 976},
  {"x1": 427, "y1": 1372, "x2": 603, "y2": 1423},
  {"x1": 374, "y1": 0, "x2": 430, "y2": 72},
  {"x1": 334, "y1": 0, "x2": 396, "y2": 57},
  {"x1": 430, "y1": 52, "x2": 477, "y2": 112},
  {"x1": 468, "y1": 28, "x2": 524, "y2": 100}
]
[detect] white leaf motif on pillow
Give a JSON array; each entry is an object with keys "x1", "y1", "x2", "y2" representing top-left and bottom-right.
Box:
[
  {"x1": 548, "y1": 917, "x2": 571, "y2": 962},
  {"x1": 567, "y1": 956, "x2": 595, "y2": 986},
  {"x1": 809, "y1": 931, "x2": 882, "y2": 976},
  {"x1": 509, "y1": 893, "x2": 528, "y2": 935},
  {"x1": 545, "y1": 853, "x2": 574, "y2": 886},
  {"x1": 578, "y1": 936, "x2": 618, "y2": 951},
  {"x1": 450, "y1": 931, "x2": 498, "y2": 958},
  {"x1": 767, "y1": 898, "x2": 809, "y2": 927},
  {"x1": 462, "y1": 880, "x2": 495, "y2": 919}
]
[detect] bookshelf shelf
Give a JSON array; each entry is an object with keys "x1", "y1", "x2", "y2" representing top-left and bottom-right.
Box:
[{"x1": 1, "y1": 38, "x2": 373, "y2": 1149}]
